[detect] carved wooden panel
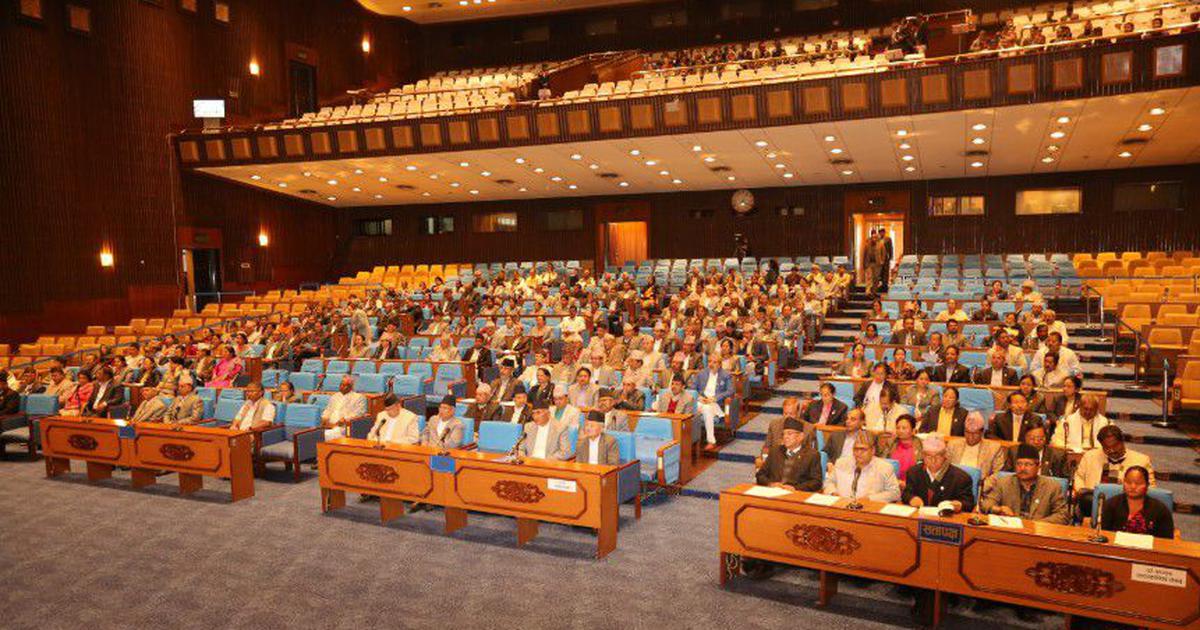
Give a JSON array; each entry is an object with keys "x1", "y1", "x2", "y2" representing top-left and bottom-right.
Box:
[
  {"x1": 419, "y1": 123, "x2": 441, "y2": 146},
  {"x1": 363, "y1": 127, "x2": 386, "y2": 151},
  {"x1": 962, "y1": 68, "x2": 992, "y2": 100},
  {"x1": 566, "y1": 109, "x2": 591, "y2": 135},
  {"x1": 255, "y1": 135, "x2": 278, "y2": 159},
  {"x1": 447, "y1": 120, "x2": 471, "y2": 145},
  {"x1": 598, "y1": 106, "x2": 623, "y2": 132},
  {"x1": 283, "y1": 134, "x2": 305, "y2": 157},
  {"x1": 766, "y1": 90, "x2": 793, "y2": 118},
  {"x1": 390, "y1": 126, "x2": 413, "y2": 149},
  {"x1": 630, "y1": 103, "x2": 655, "y2": 129},
  {"x1": 1007, "y1": 64, "x2": 1036, "y2": 94},
  {"x1": 731, "y1": 94, "x2": 756, "y2": 121},
  {"x1": 1102, "y1": 51, "x2": 1133, "y2": 85},
  {"x1": 697, "y1": 97, "x2": 722, "y2": 124},
  {"x1": 320, "y1": 448, "x2": 435, "y2": 498},
  {"x1": 134, "y1": 433, "x2": 229, "y2": 474},
  {"x1": 230, "y1": 137, "x2": 252, "y2": 160},
  {"x1": 536, "y1": 111, "x2": 560, "y2": 138},
  {"x1": 43, "y1": 421, "x2": 125, "y2": 463},
  {"x1": 803, "y1": 86, "x2": 830, "y2": 115},
  {"x1": 921, "y1": 73, "x2": 949, "y2": 105},
  {"x1": 841, "y1": 83, "x2": 868, "y2": 111},
  {"x1": 663, "y1": 99, "x2": 688, "y2": 127},
  {"x1": 505, "y1": 115, "x2": 530, "y2": 140},
  {"x1": 178, "y1": 141, "x2": 200, "y2": 163},
  {"x1": 476, "y1": 118, "x2": 500, "y2": 142},
  {"x1": 336, "y1": 129, "x2": 358, "y2": 153},
  {"x1": 310, "y1": 131, "x2": 331, "y2": 155},
  {"x1": 1053, "y1": 57, "x2": 1084, "y2": 91},
  {"x1": 880, "y1": 78, "x2": 908, "y2": 108},
  {"x1": 449, "y1": 464, "x2": 591, "y2": 522}
]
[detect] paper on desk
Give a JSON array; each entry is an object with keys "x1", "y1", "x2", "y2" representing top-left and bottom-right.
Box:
[
  {"x1": 1114, "y1": 531, "x2": 1155, "y2": 550},
  {"x1": 743, "y1": 485, "x2": 792, "y2": 498},
  {"x1": 918, "y1": 507, "x2": 943, "y2": 518},
  {"x1": 803, "y1": 493, "x2": 840, "y2": 506},
  {"x1": 987, "y1": 515, "x2": 1024, "y2": 529},
  {"x1": 879, "y1": 504, "x2": 916, "y2": 517}
]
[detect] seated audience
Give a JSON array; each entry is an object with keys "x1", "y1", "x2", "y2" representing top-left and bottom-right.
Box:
[
  {"x1": 824, "y1": 431, "x2": 902, "y2": 503},
  {"x1": 522, "y1": 400, "x2": 571, "y2": 460},
  {"x1": 1100, "y1": 466, "x2": 1173, "y2": 539},
  {"x1": 802, "y1": 382, "x2": 847, "y2": 425},
  {"x1": 834, "y1": 342, "x2": 870, "y2": 378},
  {"x1": 902, "y1": 435, "x2": 976, "y2": 513},
  {"x1": 980, "y1": 444, "x2": 1070, "y2": 524},
  {"x1": 822, "y1": 408, "x2": 870, "y2": 464},
  {"x1": 864, "y1": 386, "x2": 908, "y2": 432},
  {"x1": 654, "y1": 373, "x2": 696, "y2": 414},
  {"x1": 467, "y1": 382, "x2": 503, "y2": 424},
  {"x1": 930, "y1": 345, "x2": 970, "y2": 383},
  {"x1": 1075, "y1": 426, "x2": 1155, "y2": 519},
  {"x1": 366, "y1": 394, "x2": 420, "y2": 446},
  {"x1": 231, "y1": 382, "x2": 275, "y2": 431},
  {"x1": 918, "y1": 385, "x2": 967, "y2": 436},
  {"x1": 853, "y1": 362, "x2": 898, "y2": 408},
  {"x1": 273, "y1": 380, "x2": 302, "y2": 404},
  {"x1": 1053, "y1": 394, "x2": 1111, "y2": 452},
  {"x1": 1007, "y1": 424, "x2": 1069, "y2": 478},
  {"x1": 987, "y1": 391, "x2": 1044, "y2": 443},
  {"x1": 947, "y1": 412, "x2": 1008, "y2": 481},
  {"x1": 973, "y1": 349, "x2": 1018, "y2": 387},
  {"x1": 83, "y1": 367, "x2": 124, "y2": 417},
  {"x1": 876, "y1": 414, "x2": 923, "y2": 483},
  {"x1": 900, "y1": 369, "x2": 941, "y2": 418},
  {"x1": 691, "y1": 354, "x2": 733, "y2": 447},
  {"x1": 130, "y1": 384, "x2": 174, "y2": 423},
  {"x1": 503, "y1": 389, "x2": 533, "y2": 424},
  {"x1": 548, "y1": 384, "x2": 580, "y2": 427},
  {"x1": 576, "y1": 410, "x2": 620, "y2": 465},
  {"x1": 164, "y1": 379, "x2": 204, "y2": 425},
  {"x1": 421, "y1": 395, "x2": 464, "y2": 450},
  {"x1": 321, "y1": 375, "x2": 368, "y2": 439},
  {"x1": 755, "y1": 418, "x2": 822, "y2": 492},
  {"x1": 0, "y1": 373, "x2": 20, "y2": 416}
]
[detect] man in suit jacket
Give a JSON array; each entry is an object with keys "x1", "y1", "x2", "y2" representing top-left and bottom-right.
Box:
[
  {"x1": 760, "y1": 398, "x2": 817, "y2": 461},
  {"x1": 803, "y1": 383, "x2": 848, "y2": 425},
  {"x1": 653, "y1": 375, "x2": 696, "y2": 415},
  {"x1": 902, "y1": 435, "x2": 976, "y2": 512},
  {"x1": 466, "y1": 383, "x2": 502, "y2": 425},
  {"x1": 490, "y1": 358, "x2": 526, "y2": 402},
  {"x1": 548, "y1": 385, "x2": 581, "y2": 428},
  {"x1": 853, "y1": 364, "x2": 899, "y2": 409},
  {"x1": 262, "y1": 332, "x2": 292, "y2": 364},
  {"x1": 980, "y1": 444, "x2": 1070, "y2": 524},
  {"x1": 0, "y1": 373, "x2": 20, "y2": 416},
  {"x1": 929, "y1": 345, "x2": 971, "y2": 384},
  {"x1": 502, "y1": 390, "x2": 533, "y2": 425},
  {"x1": 972, "y1": 350, "x2": 1019, "y2": 387},
  {"x1": 987, "y1": 391, "x2": 1044, "y2": 443},
  {"x1": 164, "y1": 379, "x2": 204, "y2": 425},
  {"x1": 755, "y1": 418, "x2": 822, "y2": 491},
  {"x1": 918, "y1": 386, "x2": 968, "y2": 436},
  {"x1": 822, "y1": 409, "x2": 871, "y2": 464},
  {"x1": 567, "y1": 367, "x2": 599, "y2": 410},
  {"x1": 576, "y1": 410, "x2": 621, "y2": 465},
  {"x1": 888, "y1": 317, "x2": 927, "y2": 346},
  {"x1": 690, "y1": 355, "x2": 733, "y2": 446},
  {"x1": 131, "y1": 384, "x2": 174, "y2": 423},
  {"x1": 1006, "y1": 424, "x2": 1070, "y2": 478},
  {"x1": 593, "y1": 389, "x2": 630, "y2": 432},
  {"x1": 522, "y1": 401, "x2": 571, "y2": 460},
  {"x1": 421, "y1": 395, "x2": 464, "y2": 450},
  {"x1": 946, "y1": 412, "x2": 1008, "y2": 481},
  {"x1": 614, "y1": 376, "x2": 646, "y2": 414},
  {"x1": 460, "y1": 334, "x2": 494, "y2": 370},
  {"x1": 84, "y1": 367, "x2": 125, "y2": 417}
]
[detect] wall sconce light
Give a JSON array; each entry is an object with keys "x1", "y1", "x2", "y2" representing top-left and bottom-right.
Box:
[
  {"x1": 99, "y1": 249, "x2": 114, "y2": 268},
  {"x1": 258, "y1": 232, "x2": 269, "y2": 247},
  {"x1": 361, "y1": 36, "x2": 371, "y2": 54},
  {"x1": 248, "y1": 60, "x2": 261, "y2": 76}
]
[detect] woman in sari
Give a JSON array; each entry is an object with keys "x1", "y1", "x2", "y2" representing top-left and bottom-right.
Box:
[{"x1": 206, "y1": 345, "x2": 243, "y2": 387}]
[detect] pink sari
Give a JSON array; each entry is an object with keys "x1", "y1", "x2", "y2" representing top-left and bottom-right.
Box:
[{"x1": 206, "y1": 357, "x2": 243, "y2": 387}]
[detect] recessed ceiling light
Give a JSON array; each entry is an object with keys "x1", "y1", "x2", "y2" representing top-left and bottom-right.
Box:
[
  {"x1": 1150, "y1": 107, "x2": 1166, "y2": 115},
  {"x1": 1118, "y1": 151, "x2": 1133, "y2": 158},
  {"x1": 517, "y1": 187, "x2": 527, "y2": 192},
  {"x1": 568, "y1": 184, "x2": 578, "y2": 190},
  {"x1": 352, "y1": 187, "x2": 362, "y2": 192},
  {"x1": 645, "y1": 159, "x2": 658, "y2": 166},
  {"x1": 514, "y1": 157, "x2": 526, "y2": 164},
  {"x1": 972, "y1": 123, "x2": 987, "y2": 131},
  {"x1": 1041, "y1": 156, "x2": 1055, "y2": 163},
  {"x1": 823, "y1": 135, "x2": 836, "y2": 142},
  {"x1": 302, "y1": 171, "x2": 312, "y2": 177},
  {"x1": 1050, "y1": 131, "x2": 1065, "y2": 139},
  {"x1": 450, "y1": 182, "x2": 460, "y2": 187},
  {"x1": 901, "y1": 155, "x2": 915, "y2": 161},
  {"x1": 658, "y1": 170, "x2": 669, "y2": 176},
  {"x1": 588, "y1": 164, "x2": 599, "y2": 170},
  {"x1": 534, "y1": 167, "x2": 544, "y2": 173},
  {"x1": 327, "y1": 179, "x2": 338, "y2": 185},
  {"x1": 378, "y1": 177, "x2": 388, "y2": 183},
  {"x1": 354, "y1": 169, "x2": 363, "y2": 175},
  {"x1": 774, "y1": 163, "x2": 786, "y2": 169},
  {"x1": 1138, "y1": 123, "x2": 1153, "y2": 132},
  {"x1": 896, "y1": 129, "x2": 909, "y2": 137},
  {"x1": 898, "y1": 142, "x2": 911, "y2": 150},
  {"x1": 327, "y1": 196, "x2": 337, "y2": 201},
  {"x1": 727, "y1": 175, "x2": 736, "y2": 181},
  {"x1": 618, "y1": 181, "x2": 630, "y2": 187},
  {"x1": 277, "y1": 182, "x2": 287, "y2": 188},
  {"x1": 570, "y1": 154, "x2": 582, "y2": 160},
  {"x1": 374, "y1": 194, "x2": 383, "y2": 199},
  {"x1": 421, "y1": 192, "x2": 430, "y2": 196},
  {"x1": 971, "y1": 137, "x2": 986, "y2": 145},
  {"x1": 458, "y1": 161, "x2": 469, "y2": 167},
  {"x1": 755, "y1": 140, "x2": 768, "y2": 147},
  {"x1": 629, "y1": 149, "x2": 641, "y2": 156},
  {"x1": 480, "y1": 171, "x2": 491, "y2": 177},
  {"x1": 429, "y1": 174, "x2": 439, "y2": 179},
  {"x1": 970, "y1": 161, "x2": 984, "y2": 168},
  {"x1": 783, "y1": 173, "x2": 794, "y2": 179},
  {"x1": 830, "y1": 148, "x2": 843, "y2": 154},
  {"x1": 672, "y1": 178, "x2": 683, "y2": 184},
  {"x1": 1056, "y1": 116, "x2": 1070, "y2": 124},
  {"x1": 766, "y1": 152, "x2": 777, "y2": 159},
  {"x1": 1047, "y1": 145, "x2": 1060, "y2": 152},
  {"x1": 405, "y1": 165, "x2": 417, "y2": 171},
  {"x1": 704, "y1": 156, "x2": 716, "y2": 163},
  {"x1": 550, "y1": 176, "x2": 562, "y2": 182},
  {"x1": 841, "y1": 169, "x2": 854, "y2": 175},
  {"x1": 250, "y1": 174, "x2": 261, "y2": 180},
  {"x1": 402, "y1": 6, "x2": 411, "y2": 11},
  {"x1": 468, "y1": 190, "x2": 479, "y2": 195},
  {"x1": 904, "y1": 166, "x2": 916, "y2": 172},
  {"x1": 692, "y1": 145, "x2": 702, "y2": 152}
]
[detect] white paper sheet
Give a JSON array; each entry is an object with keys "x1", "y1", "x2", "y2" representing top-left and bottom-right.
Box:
[
  {"x1": 743, "y1": 485, "x2": 793, "y2": 498},
  {"x1": 987, "y1": 515, "x2": 1024, "y2": 529},
  {"x1": 917, "y1": 507, "x2": 943, "y2": 518},
  {"x1": 803, "y1": 493, "x2": 841, "y2": 506},
  {"x1": 879, "y1": 504, "x2": 917, "y2": 517},
  {"x1": 1114, "y1": 531, "x2": 1155, "y2": 550}
]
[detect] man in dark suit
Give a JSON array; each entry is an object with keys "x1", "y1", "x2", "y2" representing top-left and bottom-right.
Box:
[
  {"x1": 489, "y1": 357, "x2": 526, "y2": 402},
  {"x1": 972, "y1": 350, "x2": 1019, "y2": 387},
  {"x1": 888, "y1": 317, "x2": 927, "y2": 347},
  {"x1": 822, "y1": 409, "x2": 870, "y2": 464},
  {"x1": 0, "y1": 372, "x2": 20, "y2": 416},
  {"x1": 802, "y1": 382, "x2": 848, "y2": 425},
  {"x1": 987, "y1": 391, "x2": 1044, "y2": 443},
  {"x1": 1006, "y1": 424, "x2": 1070, "y2": 478},
  {"x1": 929, "y1": 345, "x2": 971, "y2": 383},
  {"x1": 460, "y1": 333, "x2": 494, "y2": 370},
  {"x1": 83, "y1": 367, "x2": 125, "y2": 417},
  {"x1": 501, "y1": 390, "x2": 533, "y2": 425},
  {"x1": 755, "y1": 418, "x2": 822, "y2": 491},
  {"x1": 902, "y1": 435, "x2": 976, "y2": 512},
  {"x1": 853, "y1": 363, "x2": 899, "y2": 408},
  {"x1": 918, "y1": 386, "x2": 968, "y2": 436},
  {"x1": 575, "y1": 411, "x2": 620, "y2": 465},
  {"x1": 466, "y1": 382, "x2": 502, "y2": 425}
]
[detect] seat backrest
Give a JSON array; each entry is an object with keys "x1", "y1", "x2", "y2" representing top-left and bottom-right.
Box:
[
  {"x1": 477, "y1": 420, "x2": 522, "y2": 453},
  {"x1": 24, "y1": 393, "x2": 60, "y2": 416},
  {"x1": 352, "y1": 361, "x2": 378, "y2": 375},
  {"x1": 1092, "y1": 482, "x2": 1176, "y2": 514},
  {"x1": 214, "y1": 399, "x2": 242, "y2": 422},
  {"x1": 379, "y1": 362, "x2": 406, "y2": 376},
  {"x1": 633, "y1": 416, "x2": 673, "y2": 440},
  {"x1": 283, "y1": 403, "x2": 320, "y2": 428},
  {"x1": 300, "y1": 358, "x2": 325, "y2": 373},
  {"x1": 392, "y1": 374, "x2": 422, "y2": 396},
  {"x1": 327, "y1": 360, "x2": 350, "y2": 374},
  {"x1": 288, "y1": 372, "x2": 322, "y2": 391},
  {"x1": 408, "y1": 361, "x2": 433, "y2": 380},
  {"x1": 608, "y1": 430, "x2": 636, "y2": 463},
  {"x1": 959, "y1": 464, "x2": 982, "y2": 501},
  {"x1": 218, "y1": 388, "x2": 245, "y2": 401}
]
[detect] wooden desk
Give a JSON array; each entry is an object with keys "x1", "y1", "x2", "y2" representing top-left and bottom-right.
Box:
[
  {"x1": 719, "y1": 484, "x2": 1200, "y2": 628},
  {"x1": 132, "y1": 423, "x2": 255, "y2": 502},
  {"x1": 627, "y1": 411, "x2": 697, "y2": 484},
  {"x1": 318, "y1": 439, "x2": 621, "y2": 558},
  {"x1": 41, "y1": 417, "x2": 135, "y2": 481}
]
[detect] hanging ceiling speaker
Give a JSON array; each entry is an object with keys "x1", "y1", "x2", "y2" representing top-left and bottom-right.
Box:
[{"x1": 731, "y1": 189, "x2": 755, "y2": 214}]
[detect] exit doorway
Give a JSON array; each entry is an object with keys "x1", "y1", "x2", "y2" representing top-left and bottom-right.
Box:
[
  {"x1": 601, "y1": 221, "x2": 648, "y2": 267},
  {"x1": 851, "y1": 213, "x2": 905, "y2": 286}
]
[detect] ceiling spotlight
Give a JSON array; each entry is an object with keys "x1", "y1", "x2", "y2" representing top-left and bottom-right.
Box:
[
  {"x1": 469, "y1": 190, "x2": 479, "y2": 195},
  {"x1": 1138, "y1": 123, "x2": 1153, "y2": 132},
  {"x1": 450, "y1": 182, "x2": 460, "y2": 187},
  {"x1": 1041, "y1": 156, "x2": 1055, "y2": 163},
  {"x1": 774, "y1": 163, "x2": 786, "y2": 169},
  {"x1": 727, "y1": 175, "x2": 736, "y2": 181},
  {"x1": 971, "y1": 138, "x2": 986, "y2": 145},
  {"x1": 658, "y1": 170, "x2": 669, "y2": 176},
  {"x1": 896, "y1": 129, "x2": 909, "y2": 137},
  {"x1": 783, "y1": 173, "x2": 794, "y2": 179},
  {"x1": 405, "y1": 165, "x2": 417, "y2": 171},
  {"x1": 901, "y1": 155, "x2": 915, "y2": 161},
  {"x1": 568, "y1": 184, "x2": 578, "y2": 190},
  {"x1": 904, "y1": 166, "x2": 916, "y2": 172},
  {"x1": 841, "y1": 169, "x2": 854, "y2": 175},
  {"x1": 550, "y1": 176, "x2": 562, "y2": 182},
  {"x1": 429, "y1": 174, "x2": 439, "y2": 180},
  {"x1": 570, "y1": 154, "x2": 582, "y2": 160},
  {"x1": 517, "y1": 187, "x2": 527, "y2": 192},
  {"x1": 277, "y1": 182, "x2": 287, "y2": 188},
  {"x1": 766, "y1": 152, "x2": 777, "y2": 159},
  {"x1": 1050, "y1": 131, "x2": 1066, "y2": 139},
  {"x1": 972, "y1": 123, "x2": 987, "y2": 131},
  {"x1": 302, "y1": 171, "x2": 312, "y2": 177},
  {"x1": 354, "y1": 168, "x2": 364, "y2": 175},
  {"x1": 629, "y1": 149, "x2": 641, "y2": 156},
  {"x1": 692, "y1": 145, "x2": 702, "y2": 152},
  {"x1": 823, "y1": 135, "x2": 836, "y2": 142},
  {"x1": 1047, "y1": 145, "x2": 1060, "y2": 152},
  {"x1": 458, "y1": 161, "x2": 469, "y2": 167},
  {"x1": 514, "y1": 157, "x2": 526, "y2": 164},
  {"x1": 480, "y1": 171, "x2": 491, "y2": 177},
  {"x1": 250, "y1": 174, "x2": 261, "y2": 181},
  {"x1": 378, "y1": 176, "x2": 388, "y2": 182},
  {"x1": 618, "y1": 181, "x2": 630, "y2": 187},
  {"x1": 704, "y1": 156, "x2": 716, "y2": 163},
  {"x1": 326, "y1": 196, "x2": 337, "y2": 201},
  {"x1": 402, "y1": 6, "x2": 412, "y2": 11},
  {"x1": 352, "y1": 187, "x2": 362, "y2": 192},
  {"x1": 327, "y1": 179, "x2": 338, "y2": 185},
  {"x1": 755, "y1": 140, "x2": 768, "y2": 147},
  {"x1": 672, "y1": 178, "x2": 683, "y2": 184},
  {"x1": 1150, "y1": 107, "x2": 1166, "y2": 115},
  {"x1": 1118, "y1": 151, "x2": 1133, "y2": 158},
  {"x1": 899, "y1": 142, "x2": 911, "y2": 150},
  {"x1": 589, "y1": 164, "x2": 599, "y2": 170},
  {"x1": 970, "y1": 161, "x2": 984, "y2": 168},
  {"x1": 645, "y1": 160, "x2": 658, "y2": 166},
  {"x1": 830, "y1": 148, "x2": 844, "y2": 155},
  {"x1": 534, "y1": 167, "x2": 544, "y2": 173},
  {"x1": 421, "y1": 191, "x2": 431, "y2": 196},
  {"x1": 1056, "y1": 116, "x2": 1071, "y2": 124},
  {"x1": 374, "y1": 194, "x2": 383, "y2": 199}
]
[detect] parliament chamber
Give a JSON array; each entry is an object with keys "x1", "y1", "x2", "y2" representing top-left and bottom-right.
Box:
[{"x1": 6, "y1": 0, "x2": 1200, "y2": 627}]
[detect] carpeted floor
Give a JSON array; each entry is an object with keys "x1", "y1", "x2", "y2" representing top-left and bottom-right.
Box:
[{"x1": 0, "y1": 456, "x2": 1046, "y2": 630}]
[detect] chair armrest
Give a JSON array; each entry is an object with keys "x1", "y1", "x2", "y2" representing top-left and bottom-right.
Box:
[
  {"x1": 106, "y1": 403, "x2": 130, "y2": 419},
  {"x1": 401, "y1": 395, "x2": 425, "y2": 417},
  {"x1": 616, "y1": 459, "x2": 640, "y2": 504},
  {"x1": 259, "y1": 426, "x2": 286, "y2": 447},
  {"x1": 0, "y1": 413, "x2": 28, "y2": 432},
  {"x1": 656, "y1": 439, "x2": 681, "y2": 485},
  {"x1": 292, "y1": 426, "x2": 325, "y2": 461}
]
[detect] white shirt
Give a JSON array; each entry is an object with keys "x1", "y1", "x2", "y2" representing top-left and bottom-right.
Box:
[
  {"x1": 1011, "y1": 413, "x2": 1025, "y2": 441},
  {"x1": 377, "y1": 409, "x2": 418, "y2": 445},
  {"x1": 233, "y1": 398, "x2": 275, "y2": 430},
  {"x1": 863, "y1": 381, "x2": 884, "y2": 408},
  {"x1": 990, "y1": 370, "x2": 1004, "y2": 387},
  {"x1": 587, "y1": 437, "x2": 600, "y2": 465},
  {"x1": 509, "y1": 405, "x2": 526, "y2": 423},
  {"x1": 323, "y1": 391, "x2": 366, "y2": 424},
  {"x1": 532, "y1": 423, "x2": 551, "y2": 458},
  {"x1": 959, "y1": 441, "x2": 982, "y2": 469},
  {"x1": 703, "y1": 372, "x2": 718, "y2": 398},
  {"x1": 1054, "y1": 412, "x2": 1112, "y2": 452}
]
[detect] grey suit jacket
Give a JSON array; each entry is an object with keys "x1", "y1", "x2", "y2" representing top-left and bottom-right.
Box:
[
  {"x1": 653, "y1": 390, "x2": 696, "y2": 415},
  {"x1": 522, "y1": 420, "x2": 572, "y2": 460},
  {"x1": 947, "y1": 438, "x2": 1008, "y2": 480},
  {"x1": 421, "y1": 417, "x2": 465, "y2": 450},
  {"x1": 980, "y1": 474, "x2": 1069, "y2": 524},
  {"x1": 132, "y1": 396, "x2": 170, "y2": 423},
  {"x1": 575, "y1": 433, "x2": 621, "y2": 465},
  {"x1": 164, "y1": 394, "x2": 205, "y2": 424}
]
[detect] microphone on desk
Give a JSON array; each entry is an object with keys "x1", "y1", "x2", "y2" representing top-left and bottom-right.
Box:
[
  {"x1": 372, "y1": 419, "x2": 385, "y2": 449},
  {"x1": 846, "y1": 499, "x2": 864, "y2": 511},
  {"x1": 437, "y1": 423, "x2": 453, "y2": 456},
  {"x1": 967, "y1": 507, "x2": 986, "y2": 527},
  {"x1": 509, "y1": 430, "x2": 528, "y2": 465},
  {"x1": 1089, "y1": 492, "x2": 1109, "y2": 543}
]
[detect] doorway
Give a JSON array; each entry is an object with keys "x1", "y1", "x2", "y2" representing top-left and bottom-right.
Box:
[
  {"x1": 851, "y1": 213, "x2": 905, "y2": 285},
  {"x1": 184, "y1": 248, "x2": 223, "y2": 312},
  {"x1": 602, "y1": 221, "x2": 648, "y2": 267},
  {"x1": 289, "y1": 60, "x2": 317, "y2": 119}
]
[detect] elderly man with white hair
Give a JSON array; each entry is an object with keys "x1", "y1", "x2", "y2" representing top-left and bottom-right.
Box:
[
  {"x1": 1053, "y1": 394, "x2": 1112, "y2": 452},
  {"x1": 549, "y1": 383, "x2": 581, "y2": 427},
  {"x1": 901, "y1": 434, "x2": 976, "y2": 513},
  {"x1": 322, "y1": 374, "x2": 368, "y2": 439},
  {"x1": 946, "y1": 412, "x2": 1008, "y2": 482}
]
